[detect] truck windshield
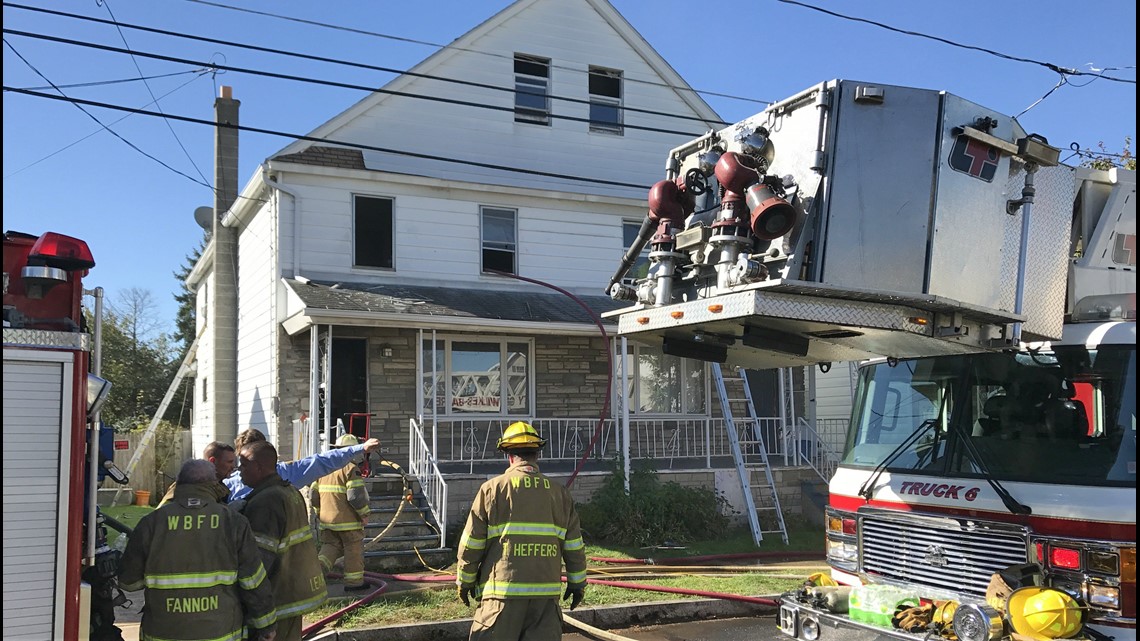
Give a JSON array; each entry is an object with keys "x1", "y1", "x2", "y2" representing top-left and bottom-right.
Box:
[{"x1": 842, "y1": 345, "x2": 1136, "y2": 487}]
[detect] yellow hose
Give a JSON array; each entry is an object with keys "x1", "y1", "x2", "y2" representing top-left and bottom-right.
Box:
[{"x1": 562, "y1": 612, "x2": 640, "y2": 641}]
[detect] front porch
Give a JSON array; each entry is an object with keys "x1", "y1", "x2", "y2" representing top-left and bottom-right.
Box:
[{"x1": 406, "y1": 415, "x2": 846, "y2": 548}]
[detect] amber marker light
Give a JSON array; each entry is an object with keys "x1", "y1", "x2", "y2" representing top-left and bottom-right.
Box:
[
  {"x1": 636, "y1": 317, "x2": 650, "y2": 325},
  {"x1": 708, "y1": 304, "x2": 724, "y2": 313},
  {"x1": 670, "y1": 311, "x2": 685, "y2": 319},
  {"x1": 909, "y1": 316, "x2": 930, "y2": 326}
]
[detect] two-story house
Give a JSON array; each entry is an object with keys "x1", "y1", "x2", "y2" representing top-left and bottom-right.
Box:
[{"x1": 188, "y1": 0, "x2": 824, "y2": 545}]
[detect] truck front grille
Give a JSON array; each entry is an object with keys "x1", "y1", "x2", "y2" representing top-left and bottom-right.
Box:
[{"x1": 861, "y1": 512, "x2": 1028, "y2": 597}]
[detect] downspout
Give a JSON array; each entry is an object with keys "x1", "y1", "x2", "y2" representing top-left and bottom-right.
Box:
[{"x1": 260, "y1": 167, "x2": 303, "y2": 279}]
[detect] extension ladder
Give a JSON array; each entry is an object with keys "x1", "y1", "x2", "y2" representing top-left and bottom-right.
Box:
[{"x1": 712, "y1": 363, "x2": 789, "y2": 546}]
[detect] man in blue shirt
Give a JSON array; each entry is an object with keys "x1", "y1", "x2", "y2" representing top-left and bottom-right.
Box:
[{"x1": 224, "y1": 428, "x2": 381, "y2": 503}]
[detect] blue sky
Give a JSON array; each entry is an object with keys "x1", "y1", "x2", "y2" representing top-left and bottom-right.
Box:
[{"x1": 4, "y1": 0, "x2": 1135, "y2": 331}]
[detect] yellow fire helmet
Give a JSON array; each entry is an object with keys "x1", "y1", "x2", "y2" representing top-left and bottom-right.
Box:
[
  {"x1": 1006, "y1": 587, "x2": 1084, "y2": 640},
  {"x1": 335, "y1": 433, "x2": 360, "y2": 448},
  {"x1": 496, "y1": 421, "x2": 547, "y2": 451}
]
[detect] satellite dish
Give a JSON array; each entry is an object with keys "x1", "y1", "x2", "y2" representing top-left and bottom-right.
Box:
[{"x1": 194, "y1": 206, "x2": 214, "y2": 230}]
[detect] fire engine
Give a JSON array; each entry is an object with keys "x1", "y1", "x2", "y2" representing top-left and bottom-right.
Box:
[
  {"x1": 3, "y1": 230, "x2": 126, "y2": 641},
  {"x1": 605, "y1": 79, "x2": 1135, "y2": 640}
]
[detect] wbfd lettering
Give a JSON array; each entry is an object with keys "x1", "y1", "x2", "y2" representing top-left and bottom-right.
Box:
[
  {"x1": 513, "y1": 543, "x2": 559, "y2": 557},
  {"x1": 166, "y1": 595, "x2": 219, "y2": 613},
  {"x1": 510, "y1": 476, "x2": 551, "y2": 490},
  {"x1": 166, "y1": 514, "x2": 222, "y2": 530}
]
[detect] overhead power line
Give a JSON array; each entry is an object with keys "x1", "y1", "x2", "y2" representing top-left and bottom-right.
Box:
[
  {"x1": 4, "y1": 3, "x2": 735, "y2": 128},
  {"x1": 13, "y1": 68, "x2": 204, "y2": 91},
  {"x1": 3, "y1": 28, "x2": 713, "y2": 138},
  {"x1": 3, "y1": 40, "x2": 214, "y2": 191},
  {"x1": 776, "y1": 0, "x2": 1135, "y2": 84},
  {"x1": 3, "y1": 87, "x2": 655, "y2": 191},
  {"x1": 100, "y1": 0, "x2": 211, "y2": 186},
  {"x1": 178, "y1": 0, "x2": 773, "y2": 106},
  {"x1": 4, "y1": 68, "x2": 210, "y2": 179}
]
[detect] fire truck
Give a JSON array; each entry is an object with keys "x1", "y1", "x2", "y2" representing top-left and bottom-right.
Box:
[
  {"x1": 605, "y1": 79, "x2": 1135, "y2": 640},
  {"x1": 3, "y1": 230, "x2": 125, "y2": 641}
]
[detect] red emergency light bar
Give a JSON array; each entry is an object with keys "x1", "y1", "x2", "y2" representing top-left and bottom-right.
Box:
[{"x1": 27, "y1": 232, "x2": 95, "y2": 271}]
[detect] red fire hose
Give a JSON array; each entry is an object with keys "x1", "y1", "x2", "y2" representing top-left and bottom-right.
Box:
[{"x1": 589, "y1": 550, "x2": 824, "y2": 565}]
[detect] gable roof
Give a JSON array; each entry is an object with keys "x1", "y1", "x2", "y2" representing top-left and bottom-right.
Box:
[{"x1": 266, "y1": 0, "x2": 715, "y2": 197}]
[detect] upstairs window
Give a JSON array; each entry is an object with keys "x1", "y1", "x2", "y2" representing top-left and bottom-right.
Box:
[
  {"x1": 589, "y1": 66, "x2": 623, "y2": 135},
  {"x1": 514, "y1": 54, "x2": 550, "y2": 125},
  {"x1": 353, "y1": 195, "x2": 394, "y2": 269},
  {"x1": 481, "y1": 206, "x2": 516, "y2": 275}
]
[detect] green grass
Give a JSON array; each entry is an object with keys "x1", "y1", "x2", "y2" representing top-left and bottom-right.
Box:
[
  {"x1": 305, "y1": 523, "x2": 826, "y2": 630},
  {"x1": 101, "y1": 505, "x2": 153, "y2": 548},
  {"x1": 102, "y1": 506, "x2": 825, "y2": 630}
]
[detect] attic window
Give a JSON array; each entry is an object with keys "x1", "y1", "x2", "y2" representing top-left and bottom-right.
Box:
[
  {"x1": 589, "y1": 66, "x2": 623, "y2": 135},
  {"x1": 514, "y1": 54, "x2": 550, "y2": 126}
]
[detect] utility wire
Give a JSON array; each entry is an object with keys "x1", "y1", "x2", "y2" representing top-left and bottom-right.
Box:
[
  {"x1": 3, "y1": 28, "x2": 711, "y2": 138},
  {"x1": 3, "y1": 39, "x2": 213, "y2": 190},
  {"x1": 178, "y1": 0, "x2": 773, "y2": 106},
  {"x1": 4, "y1": 67, "x2": 210, "y2": 179},
  {"x1": 99, "y1": 0, "x2": 211, "y2": 186},
  {"x1": 4, "y1": 3, "x2": 734, "y2": 128},
  {"x1": 776, "y1": 0, "x2": 1135, "y2": 84},
  {"x1": 14, "y1": 68, "x2": 203, "y2": 91},
  {"x1": 3, "y1": 87, "x2": 654, "y2": 191}
]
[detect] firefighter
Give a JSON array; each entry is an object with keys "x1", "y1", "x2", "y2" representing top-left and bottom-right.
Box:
[
  {"x1": 311, "y1": 433, "x2": 372, "y2": 592},
  {"x1": 239, "y1": 441, "x2": 328, "y2": 641},
  {"x1": 157, "y1": 441, "x2": 235, "y2": 507},
  {"x1": 456, "y1": 421, "x2": 587, "y2": 641},
  {"x1": 119, "y1": 459, "x2": 278, "y2": 641}
]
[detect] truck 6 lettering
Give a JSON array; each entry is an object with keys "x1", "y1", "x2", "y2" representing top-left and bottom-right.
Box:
[{"x1": 898, "y1": 482, "x2": 980, "y2": 501}]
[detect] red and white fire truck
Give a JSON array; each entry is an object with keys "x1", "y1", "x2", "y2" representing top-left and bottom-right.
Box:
[
  {"x1": 607, "y1": 79, "x2": 1135, "y2": 640},
  {"x1": 3, "y1": 230, "x2": 122, "y2": 641}
]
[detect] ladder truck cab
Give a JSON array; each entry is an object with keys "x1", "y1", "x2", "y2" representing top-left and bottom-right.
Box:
[
  {"x1": 604, "y1": 79, "x2": 1135, "y2": 641},
  {"x1": 3, "y1": 230, "x2": 124, "y2": 641}
]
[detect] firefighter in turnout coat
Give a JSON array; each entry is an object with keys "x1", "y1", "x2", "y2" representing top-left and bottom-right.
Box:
[
  {"x1": 239, "y1": 441, "x2": 328, "y2": 641},
  {"x1": 456, "y1": 422, "x2": 587, "y2": 641},
  {"x1": 119, "y1": 459, "x2": 278, "y2": 641},
  {"x1": 311, "y1": 433, "x2": 371, "y2": 591}
]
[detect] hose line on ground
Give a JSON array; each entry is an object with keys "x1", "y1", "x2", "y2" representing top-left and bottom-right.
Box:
[
  {"x1": 588, "y1": 550, "x2": 824, "y2": 565},
  {"x1": 301, "y1": 573, "x2": 388, "y2": 640},
  {"x1": 562, "y1": 612, "x2": 640, "y2": 641}
]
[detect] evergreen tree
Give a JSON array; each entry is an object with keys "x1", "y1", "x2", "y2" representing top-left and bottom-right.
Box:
[{"x1": 172, "y1": 236, "x2": 207, "y2": 352}]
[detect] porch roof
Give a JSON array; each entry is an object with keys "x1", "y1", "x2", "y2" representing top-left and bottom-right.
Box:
[{"x1": 282, "y1": 278, "x2": 628, "y2": 335}]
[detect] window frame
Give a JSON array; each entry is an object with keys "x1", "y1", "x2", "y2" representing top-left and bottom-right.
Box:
[
  {"x1": 420, "y1": 335, "x2": 535, "y2": 418},
  {"x1": 620, "y1": 341, "x2": 709, "y2": 416},
  {"x1": 514, "y1": 53, "x2": 551, "y2": 126},
  {"x1": 352, "y1": 193, "x2": 395, "y2": 270},
  {"x1": 588, "y1": 65, "x2": 623, "y2": 135},
  {"x1": 480, "y1": 206, "x2": 517, "y2": 275}
]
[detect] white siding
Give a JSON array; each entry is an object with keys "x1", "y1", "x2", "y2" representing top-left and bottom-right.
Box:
[
  {"x1": 323, "y1": 0, "x2": 711, "y2": 200},
  {"x1": 283, "y1": 173, "x2": 642, "y2": 293},
  {"x1": 236, "y1": 199, "x2": 278, "y2": 439},
  {"x1": 3, "y1": 352, "x2": 71, "y2": 640},
  {"x1": 192, "y1": 273, "x2": 215, "y2": 457},
  {"x1": 815, "y1": 361, "x2": 857, "y2": 420}
]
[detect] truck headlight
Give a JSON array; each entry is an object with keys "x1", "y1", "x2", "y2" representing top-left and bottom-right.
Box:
[
  {"x1": 1087, "y1": 584, "x2": 1120, "y2": 610},
  {"x1": 826, "y1": 538, "x2": 857, "y2": 563}
]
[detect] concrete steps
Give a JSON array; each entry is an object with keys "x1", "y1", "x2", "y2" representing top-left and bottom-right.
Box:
[{"x1": 360, "y1": 473, "x2": 453, "y2": 573}]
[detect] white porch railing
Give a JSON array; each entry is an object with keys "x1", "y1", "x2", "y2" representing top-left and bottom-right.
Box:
[
  {"x1": 424, "y1": 416, "x2": 800, "y2": 469},
  {"x1": 409, "y1": 419, "x2": 448, "y2": 548},
  {"x1": 791, "y1": 417, "x2": 847, "y2": 483}
]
